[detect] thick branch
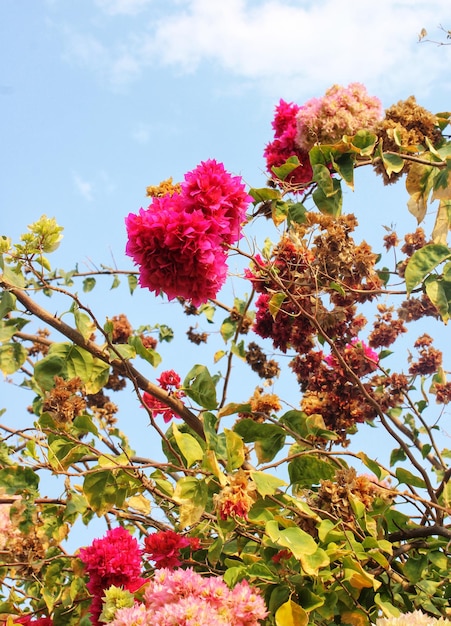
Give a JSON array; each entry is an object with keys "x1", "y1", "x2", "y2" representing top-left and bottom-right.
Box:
[
  {"x1": 388, "y1": 525, "x2": 451, "y2": 542},
  {"x1": 1, "y1": 279, "x2": 205, "y2": 439}
]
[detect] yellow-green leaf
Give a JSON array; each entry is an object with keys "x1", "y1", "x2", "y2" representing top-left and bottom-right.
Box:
[
  {"x1": 172, "y1": 423, "x2": 204, "y2": 467},
  {"x1": 275, "y1": 600, "x2": 308, "y2": 626}
]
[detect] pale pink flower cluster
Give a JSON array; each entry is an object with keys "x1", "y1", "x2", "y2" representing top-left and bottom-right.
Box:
[
  {"x1": 296, "y1": 82, "x2": 382, "y2": 151},
  {"x1": 125, "y1": 160, "x2": 251, "y2": 307},
  {"x1": 376, "y1": 611, "x2": 451, "y2": 626},
  {"x1": 108, "y1": 568, "x2": 268, "y2": 626}
]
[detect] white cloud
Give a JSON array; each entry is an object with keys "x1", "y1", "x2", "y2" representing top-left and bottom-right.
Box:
[
  {"x1": 63, "y1": 0, "x2": 451, "y2": 99},
  {"x1": 73, "y1": 173, "x2": 94, "y2": 201},
  {"x1": 94, "y1": 0, "x2": 154, "y2": 16}
]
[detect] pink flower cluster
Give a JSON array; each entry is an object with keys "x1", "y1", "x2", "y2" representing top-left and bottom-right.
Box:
[
  {"x1": 78, "y1": 527, "x2": 146, "y2": 626},
  {"x1": 142, "y1": 369, "x2": 184, "y2": 423},
  {"x1": 125, "y1": 160, "x2": 251, "y2": 307},
  {"x1": 264, "y1": 99, "x2": 313, "y2": 187},
  {"x1": 143, "y1": 529, "x2": 199, "y2": 569},
  {"x1": 296, "y1": 82, "x2": 382, "y2": 151},
  {"x1": 109, "y1": 568, "x2": 268, "y2": 626}
]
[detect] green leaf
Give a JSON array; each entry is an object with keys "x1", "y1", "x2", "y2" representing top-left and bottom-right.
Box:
[
  {"x1": 395, "y1": 467, "x2": 426, "y2": 489},
  {"x1": 128, "y1": 335, "x2": 161, "y2": 367},
  {"x1": 85, "y1": 358, "x2": 110, "y2": 395},
  {"x1": 0, "y1": 465, "x2": 39, "y2": 495},
  {"x1": 34, "y1": 354, "x2": 67, "y2": 391},
  {"x1": 48, "y1": 436, "x2": 90, "y2": 470},
  {"x1": 183, "y1": 364, "x2": 217, "y2": 410},
  {"x1": 300, "y1": 547, "x2": 330, "y2": 575},
  {"x1": 230, "y1": 339, "x2": 246, "y2": 359},
  {"x1": 312, "y1": 163, "x2": 335, "y2": 196},
  {"x1": 344, "y1": 130, "x2": 377, "y2": 156},
  {"x1": 224, "y1": 428, "x2": 245, "y2": 471},
  {"x1": 424, "y1": 275, "x2": 451, "y2": 322},
  {"x1": 173, "y1": 476, "x2": 208, "y2": 527},
  {"x1": 250, "y1": 471, "x2": 287, "y2": 497},
  {"x1": 272, "y1": 156, "x2": 301, "y2": 181},
  {"x1": 0, "y1": 290, "x2": 16, "y2": 319},
  {"x1": 110, "y1": 343, "x2": 136, "y2": 360},
  {"x1": 110, "y1": 275, "x2": 120, "y2": 289},
  {"x1": 356, "y1": 452, "x2": 389, "y2": 481},
  {"x1": 268, "y1": 292, "x2": 285, "y2": 319},
  {"x1": 74, "y1": 310, "x2": 96, "y2": 340},
  {"x1": 202, "y1": 412, "x2": 227, "y2": 458},
  {"x1": 220, "y1": 317, "x2": 237, "y2": 342},
  {"x1": 49, "y1": 343, "x2": 94, "y2": 382},
  {"x1": 156, "y1": 324, "x2": 174, "y2": 342},
  {"x1": 389, "y1": 447, "x2": 406, "y2": 466},
  {"x1": 380, "y1": 152, "x2": 405, "y2": 177},
  {"x1": 128, "y1": 274, "x2": 138, "y2": 294},
  {"x1": 82, "y1": 277, "x2": 96, "y2": 292},
  {"x1": 172, "y1": 423, "x2": 204, "y2": 467},
  {"x1": 287, "y1": 202, "x2": 307, "y2": 227},
  {"x1": 83, "y1": 469, "x2": 125, "y2": 516},
  {"x1": 2, "y1": 264, "x2": 25, "y2": 289},
  {"x1": 248, "y1": 187, "x2": 281, "y2": 203},
  {"x1": 275, "y1": 600, "x2": 309, "y2": 626},
  {"x1": 312, "y1": 178, "x2": 342, "y2": 216},
  {"x1": 288, "y1": 455, "x2": 335, "y2": 487},
  {"x1": 272, "y1": 200, "x2": 290, "y2": 226},
  {"x1": 331, "y1": 153, "x2": 355, "y2": 189},
  {"x1": 404, "y1": 243, "x2": 451, "y2": 293},
  {"x1": 266, "y1": 520, "x2": 318, "y2": 558},
  {"x1": 234, "y1": 419, "x2": 286, "y2": 463},
  {"x1": 0, "y1": 342, "x2": 27, "y2": 374}
]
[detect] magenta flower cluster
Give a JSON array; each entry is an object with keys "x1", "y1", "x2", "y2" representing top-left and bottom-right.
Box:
[
  {"x1": 264, "y1": 99, "x2": 313, "y2": 187},
  {"x1": 78, "y1": 527, "x2": 146, "y2": 626},
  {"x1": 125, "y1": 160, "x2": 251, "y2": 306}
]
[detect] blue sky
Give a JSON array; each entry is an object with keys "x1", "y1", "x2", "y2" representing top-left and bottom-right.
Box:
[{"x1": 1, "y1": 0, "x2": 451, "y2": 511}]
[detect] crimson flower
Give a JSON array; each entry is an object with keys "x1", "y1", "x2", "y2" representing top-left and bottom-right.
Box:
[
  {"x1": 142, "y1": 370, "x2": 185, "y2": 423},
  {"x1": 143, "y1": 530, "x2": 198, "y2": 569}
]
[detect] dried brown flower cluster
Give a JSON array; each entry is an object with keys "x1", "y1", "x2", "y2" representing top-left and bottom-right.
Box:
[
  {"x1": 42, "y1": 376, "x2": 86, "y2": 426},
  {"x1": 110, "y1": 313, "x2": 133, "y2": 344},
  {"x1": 187, "y1": 326, "x2": 208, "y2": 345},
  {"x1": 27, "y1": 328, "x2": 50, "y2": 357},
  {"x1": 314, "y1": 468, "x2": 390, "y2": 526},
  {"x1": 86, "y1": 389, "x2": 119, "y2": 426},
  {"x1": 245, "y1": 342, "x2": 280, "y2": 379},
  {"x1": 408, "y1": 333, "x2": 442, "y2": 376},
  {"x1": 368, "y1": 305, "x2": 407, "y2": 349},
  {"x1": 0, "y1": 501, "x2": 52, "y2": 578},
  {"x1": 374, "y1": 96, "x2": 443, "y2": 184}
]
